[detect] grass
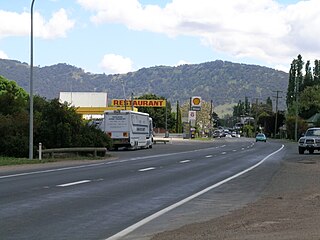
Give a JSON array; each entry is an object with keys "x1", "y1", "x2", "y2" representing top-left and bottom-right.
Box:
[
  {"x1": 0, "y1": 155, "x2": 111, "y2": 166},
  {"x1": 0, "y1": 157, "x2": 52, "y2": 166},
  {"x1": 193, "y1": 137, "x2": 213, "y2": 141}
]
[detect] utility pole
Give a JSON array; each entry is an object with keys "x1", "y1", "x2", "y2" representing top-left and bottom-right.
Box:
[
  {"x1": 131, "y1": 92, "x2": 134, "y2": 111},
  {"x1": 273, "y1": 90, "x2": 282, "y2": 138},
  {"x1": 210, "y1": 100, "x2": 213, "y2": 137},
  {"x1": 165, "y1": 103, "x2": 168, "y2": 137},
  {"x1": 176, "y1": 100, "x2": 179, "y2": 133},
  {"x1": 29, "y1": 0, "x2": 36, "y2": 160},
  {"x1": 294, "y1": 77, "x2": 300, "y2": 141},
  {"x1": 254, "y1": 98, "x2": 259, "y2": 135}
]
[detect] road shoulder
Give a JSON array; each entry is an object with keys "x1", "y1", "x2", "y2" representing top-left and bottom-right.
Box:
[{"x1": 151, "y1": 143, "x2": 320, "y2": 240}]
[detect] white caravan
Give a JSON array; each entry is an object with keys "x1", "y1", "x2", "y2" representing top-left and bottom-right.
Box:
[{"x1": 103, "y1": 110, "x2": 153, "y2": 150}]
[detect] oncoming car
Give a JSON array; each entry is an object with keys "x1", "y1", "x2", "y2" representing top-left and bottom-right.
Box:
[
  {"x1": 255, "y1": 133, "x2": 267, "y2": 142},
  {"x1": 298, "y1": 128, "x2": 320, "y2": 154}
]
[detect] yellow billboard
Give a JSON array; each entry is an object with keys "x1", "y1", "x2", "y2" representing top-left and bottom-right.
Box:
[{"x1": 112, "y1": 99, "x2": 166, "y2": 107}]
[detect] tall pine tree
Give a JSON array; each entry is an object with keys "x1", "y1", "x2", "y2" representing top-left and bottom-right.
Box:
[
  {"x1": 314, "y1": 59, "x2": 320, "y2": 86},
  {"x1": 303, "y1": 60, "x2": 313, "y2": 89},
  {"x1": 286, "y1": 60, "x2": 297, "y2": 108},
  {"x1": 286, "y1": 54, "x2": 304, "y2": 111},
  {"x1": 296, "y1": 54, "x2": 304, "y2": 94}
]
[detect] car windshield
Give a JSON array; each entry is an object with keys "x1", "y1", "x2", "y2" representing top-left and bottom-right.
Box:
[
  {"x1": 257, "y1": 134, "x2": 265, "y2": 137},
  {"x1": 306, "y1": 129, "x2": 320, "y2": 137}
]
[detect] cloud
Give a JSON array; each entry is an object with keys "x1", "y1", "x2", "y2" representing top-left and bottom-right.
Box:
[
  {"x1": 0, "y1": 50, "x2": 8, "y2": 59},
  {"x1": 0, "y1": 8, "x2": 75, "y2": 39},
  {"x1": 35, "y1": 9, "x2": 75, "y2": 39},
  {"x1": 77, "y1": 0, "x2": 320, "y2": 69},
  {"x1": 100, "y1": 54, "x2": 134, "y2": 74}
]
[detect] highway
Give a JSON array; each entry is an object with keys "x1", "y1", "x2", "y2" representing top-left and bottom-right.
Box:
[{"x1": 0, "y1": 138, "x2": 286, "y2": 240}]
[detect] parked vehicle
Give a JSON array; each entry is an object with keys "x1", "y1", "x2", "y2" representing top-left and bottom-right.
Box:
[
  {"x1": 213, "y1": 130, "x2": 223, "y2": 138},
  {"x1": 102, "y1": 110, "x2": 153, "y2": 150},
  {"x1": 255, "y1": 133, "x2": 267, "y2": 142},
  {"x1": 298, "y1": 128, "x2": 320, "y2": 154}
]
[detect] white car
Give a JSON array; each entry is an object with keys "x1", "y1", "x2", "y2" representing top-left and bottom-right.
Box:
[{"x1": 298, "y1": 128, "x2": 320, "y2": 154}]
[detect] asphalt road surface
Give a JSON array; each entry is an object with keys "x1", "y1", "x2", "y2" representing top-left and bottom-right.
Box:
[{"x1": 0, "y1": 138, "x2": 285, "y2": 240}]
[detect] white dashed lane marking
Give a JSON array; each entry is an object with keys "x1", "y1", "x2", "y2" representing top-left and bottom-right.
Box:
[
  {"x1": 179, "y1": 160, "x2": 191, "y2": 163},
  {"x1": 138, "y1": 167, "x2": 156, "y2": 172},
  {"x1": 57, "y1": 180, "x2": 91, "y2": 187}
]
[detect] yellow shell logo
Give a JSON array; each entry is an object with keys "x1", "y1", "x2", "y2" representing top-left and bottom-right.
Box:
[{"x1": 192, "y1": 97, "x2": 201, "y2": 105}]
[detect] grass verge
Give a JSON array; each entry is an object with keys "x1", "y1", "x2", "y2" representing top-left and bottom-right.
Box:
[{"x1": 0, "y1": 155, "x2": 111, "y2": 166}]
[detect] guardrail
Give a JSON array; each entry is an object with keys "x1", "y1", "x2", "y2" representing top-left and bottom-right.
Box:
[
  {"x1": 39, "y1": 147, "x2": 107, "y2": 158},
  {"x1": 153, "y1": 138, "x2": 170, "y2": 144},
  {"x1": 153, "y1": 139, "x2": 169, "y2": 144}
]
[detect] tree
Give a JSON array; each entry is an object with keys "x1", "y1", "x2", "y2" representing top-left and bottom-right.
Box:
[
  {"x1": 0, "y1": 75, "x2": 28, "y2": 115},
  {"x1": 0, "y1": 75, "x2": 111, "y2": 157},
  {"x1": 314, "y1": 59, "x2": 320, "y2": 86},
  {"x1": 286, "y1": 55, "x2": 304, "y2": 113},
  {"x1": 0, "y1": 76, "x2": 29, "y2": 157},
  {"x1": 136, "y1": 94, "x2": 175, "y2": 131},
  {"x1": 179, "y1": 99, "x2": 217, "y2": 134},
  {"x1": 193, "y1": 101, "x2": 213, "y2": 134},
  {"x1": 303, "y1": 60, "x2": 313, "y2": 89},
  {"x1": 34, "y1": 98, "x2": 111, "y2": 149},
  {"x1": 0, "y1": 75, "x2": 28, "y2": 99},
  {"x1": 233, "y1": 100, "x2": 247, "y2": 117},
  {"x1": 266, "y1": 97, "x2": 273, "y2": 111},
  {"x1": 296, "y1": 54, "x2": 304, "y2": 93},
  {"x1": 175, "y1": 101, "x2": 183, "y2": 133},
  {"x1": 286, "y1": 60, "x2": 297, "y2": 109},
  {"x1": 285, "y1": 115, "x2": 308, "y2": 140},
  {"x1": 244, "y1": 96, "x2": 251, "y2": 115},
  {"x1": 299, "y1": 85, "x2": 320, "y2": 119},
  {"x1": 286, "y1": 56, "x2": 320, "y2": 124},
  {"x1": 0, "y1": 111, "x2": 29, "y2": 157}
]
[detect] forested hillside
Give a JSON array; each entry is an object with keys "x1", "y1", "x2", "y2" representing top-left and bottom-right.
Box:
[{"x1": 0, "y1": 59, "x2": 288, "y2": 109}]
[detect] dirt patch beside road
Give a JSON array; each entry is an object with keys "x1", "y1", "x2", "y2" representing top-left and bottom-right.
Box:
[{"x1": 152, "y1": 154, "x2": 320, "y2": 240}]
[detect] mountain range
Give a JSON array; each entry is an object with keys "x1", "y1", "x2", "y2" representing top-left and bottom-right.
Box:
[{"x1": 0, "y1": 59, "x2": 288, "y2": 114}]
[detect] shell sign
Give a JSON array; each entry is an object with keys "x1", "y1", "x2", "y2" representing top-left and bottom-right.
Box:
[{"x1": 191, "y1": 96, "x2": 201, "y2": 111}]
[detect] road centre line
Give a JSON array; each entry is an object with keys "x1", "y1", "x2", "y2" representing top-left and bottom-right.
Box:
[
  {"x1": 138, "y1": 167, "x2": 156, "y2": 172},
  {"x1": 57, "y1": 180, "x2": 91, "y2": 187},
  {"x1": 205, "y1": 155, "x2": 213, "y2": 158},
  {"x1": 105, "y1": 144, "x2": 285, "y2": 240},
  {"x1": 0, "y1": 144, "x2": 239, "y2": 180}
]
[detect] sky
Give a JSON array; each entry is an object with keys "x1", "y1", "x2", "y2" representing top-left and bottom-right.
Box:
[{"x1": 0, "y1": 0, "x2": 319, "y2": 74}]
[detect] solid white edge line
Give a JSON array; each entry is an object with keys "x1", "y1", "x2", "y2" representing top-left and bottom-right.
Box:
[
  {"x1": 57, "y1": 180, "x2": 91, "y2": 187},
  {"x1": 105, "y1": 144, "x2": 284, "y2": 240}
]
